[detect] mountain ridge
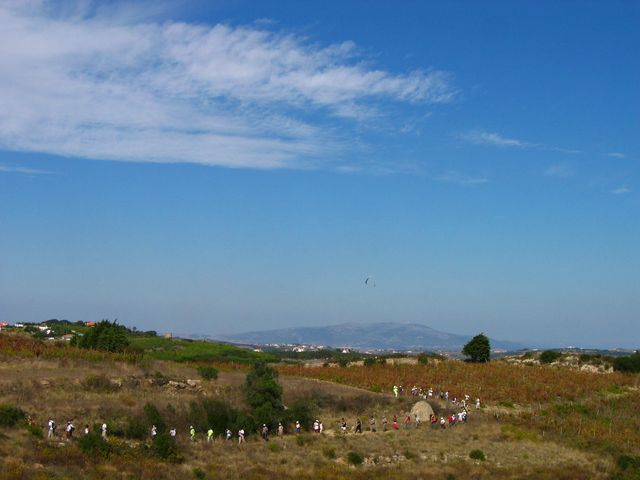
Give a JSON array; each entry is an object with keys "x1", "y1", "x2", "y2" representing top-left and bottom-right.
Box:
[{"x1": 215, "y1": 322, "x2": 526, "y2": 352}]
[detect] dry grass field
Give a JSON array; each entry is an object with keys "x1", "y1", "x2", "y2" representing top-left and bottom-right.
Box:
[{"x1": 2, "y1": 346, "x2": 638, "y2": 480}]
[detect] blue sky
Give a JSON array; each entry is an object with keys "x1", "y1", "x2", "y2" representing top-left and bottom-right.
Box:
[{"x1": 0, "y1": 1, "x2": 638, "y2": 348}]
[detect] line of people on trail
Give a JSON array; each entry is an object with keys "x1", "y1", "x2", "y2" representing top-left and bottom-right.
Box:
[
  {"x1": 44, "y1": 387, "x2": 474, "y2": 445},
  {"x1": 338, "y1": 410, "x2": 468, "y2": 435},
  {"x1": 46, "y1": 419, "x2": 109, "y2": 440},
  {"x1": 394, "y1": 385, "x2": 481, "y2": 411}
]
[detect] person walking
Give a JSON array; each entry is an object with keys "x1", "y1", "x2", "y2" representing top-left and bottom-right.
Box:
[
  {"x1": 369, "y1": 416, "x2": 377, "y2": 432},
  {"x1": 47, "y1": 419, "x2": 55, "y2": 439},
  {"x1": 190, "y1": 426, "x2": 196, "y2": 442},
  {"x1": 207, "y1": 428, "x2": 214, "y2": 443},
  {"x1": 101, "y1": 423, "x2": 107, "y2": 439},
  {"x1": 238, "y1": 428, "x2": 245, "y2": 445},
  {"x1": 277, "y1": 422, "x2": 284, "y2": 436},
  {"x1": 355, "y1": 418, "x2": 362, "y2": 434}
]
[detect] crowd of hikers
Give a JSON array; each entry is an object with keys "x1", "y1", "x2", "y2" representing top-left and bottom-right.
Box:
[{"x1": 42, "y1": 385, "x2": 478, "y2": 445}]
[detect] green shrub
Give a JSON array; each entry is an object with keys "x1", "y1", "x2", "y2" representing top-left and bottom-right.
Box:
[
  {"x1": 363, "y1": 357, "x2": 377, "y2": 367},
  {"x1": 144, "y1": 403, "x2": 167, "y2": 434},
  {"x1": 323, "y1": 447, "x2": 336, "y2": 459},
  {"x1": 125, "y1": 418, "x2": 148, "y2": 440},
  {"x1": 189, "y1": 399, "x2": 249, "y2": 437},
  {"x1": 152, "y1": 432, "x2": 181, "y2": 462},
  {"x1": 267, "y1": 442, "x2": 282, "y2": 453},
  {"x1": 404, "y1": 449, "x2": 417, "y2": 460},
  {"x1": 78, "y1": 432, "x2": 112, "y2": 458},
  {"x1": 73, "y1": 320, "x2": 129, "y2": 352},
  {"x1": 539, "y1": 350, "x2": 563, "y2": 364},
  {"x1": 470, "y1": 449, "x2": 486, "y2": 461},
  {"x1": 84, "y1": 374, "x2": 118, "y2": 393},
  {"x1": 26, "y1": 423, "x2": 42, "y2": 437},
  {"x1": 193, "y1": 467, "x2": 206, "y2": 479},
  {"x1": 347, "y1": 451, "x2": 364, "y2": 466},
  {"x1": 282, "y1": 398, "x2": 316, "y2": 431},
  {"x1": 197, "y1": 366, "x2": 219, "y2": 380},
  {"x1": 613, "y1": 352, "x2": 640, "y2": 373},
  {"x1": 0, "y1": 405, "x2": 26, "y2": 427},
  {"x1": 617, "y1": 455, "x2": 637, "y2": 471},
  {"x1": 417, "y1": 353, "x2": 430, "y2": 365}
]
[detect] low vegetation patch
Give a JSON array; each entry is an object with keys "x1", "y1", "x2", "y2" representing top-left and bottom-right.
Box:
[
  {"x1": 0, "y1": 404, "x2": 26, "y2": 427},
  {"x1": 539, "y1": 350, "x2": 563, "y2": 364},
  {"x1": 347, "y1": 451, "x2": 364, "y2": 466},
  {"x1": 197, "y1": 366, "x2": 219, "y2": 380},
  {"x1": 83, "y1": 374, "x2": 119, "y2": 393},
  {"x1": 77, "y1": 431, "x2": 113, "y2": 458},
  {"x1": 613, "y1": 352, "x2": 640, "y2": 373},
  {"x1": 469, "y1": 449, "x2": 486, "y2": 461}
]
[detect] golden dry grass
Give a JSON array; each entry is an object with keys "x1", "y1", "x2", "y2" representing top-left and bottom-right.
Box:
[{"x1": 0, "y1": 355, "x2": 629, "y2": 479}]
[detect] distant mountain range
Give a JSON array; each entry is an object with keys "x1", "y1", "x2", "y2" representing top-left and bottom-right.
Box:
[{"x1": 215, "y1": 322, "x2": 526, "y2": 352}]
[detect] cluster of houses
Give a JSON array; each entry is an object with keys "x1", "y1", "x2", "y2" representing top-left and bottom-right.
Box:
[{"x1": 0, "y1": 320, "x2": 97, "y2": 342}]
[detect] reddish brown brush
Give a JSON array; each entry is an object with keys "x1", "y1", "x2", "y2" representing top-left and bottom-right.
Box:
[{"x1": 277, "y1": 361, "x2": 635, "y2": 404}]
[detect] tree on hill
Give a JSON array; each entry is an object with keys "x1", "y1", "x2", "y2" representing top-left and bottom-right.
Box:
[
  {"x1": 244, "y1": 361, "x2": 284, "y2": 428},
  {"x1": 613, "y1": 351, "x2": 640, "y2": 373},
  {"x1": 462, "y1": 333, "x2": 491, "y2": 362},
  {"x1": 73, "y1": 320, "x2": 130, "y2": 352}
]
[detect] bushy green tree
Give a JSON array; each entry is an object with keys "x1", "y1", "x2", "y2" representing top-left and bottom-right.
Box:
[
  {"x1": 74, "y1": 320, "x2": 129, "y2": 352},
  {"x1": 462, "y1": 333, "x2": 491, "y2": 363},
  {"x1": 143, "y1": 403, "x2": 167, "y2": 434},
  {"x1": 539, "y1": 350, "x2": 563, "y2": 364},
  {"x1": 613, "y1": 351, "x2": 640, "y2": 373},
  {"x1": 244, "y1": 362, "x2": 283, "y2": 428},
  {"x1": 244, "y1": 362, "x2": 283, "y2": 411},
  {"x1": 0, "y1": 405, "x2": 26, "y2": 427}
]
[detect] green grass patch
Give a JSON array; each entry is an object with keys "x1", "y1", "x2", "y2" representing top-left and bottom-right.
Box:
[
  {"x1": 469, "y1": 449, "x2": 486, "y2": 461},
  {"x1": 500, "y1": 425, "x2": 539, "y2": 442},
  {"x1": 128, "y1": 336, "x2": 275, "y2": 364},
  {"x1": 0, "y1": 405, "x2": 26, "y2": 427},
  {"x1": 347, "y1": 451, "x2": 364, "y2": 466},
  {"x1": 197, "y1": 366, "x2": 219, "y2": 380}
]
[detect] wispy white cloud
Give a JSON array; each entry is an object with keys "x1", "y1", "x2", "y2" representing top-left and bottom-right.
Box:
[
  {"x1": 544, "y1": 162, "x2": 574, "y2": 178},
  {"x1": 0, "y1": 164, "x2": 54, "y2": 175},
  {"x1": 611, "y1": 186, "x2": 631, "y2": 195},
  {"x1": 608, "y1": 152, "x2": 626, "y2": 159},
  {"x1": 0, "y1": 2, "x2": 456, "y2": 170},
  {"x1": 459, "y1": 130, "x2": 531, "y2": 148},
  {"x1": 436, "y1": 170, "x2": 488, "y2": 186}
]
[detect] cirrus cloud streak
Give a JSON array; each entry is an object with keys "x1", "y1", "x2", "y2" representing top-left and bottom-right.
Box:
[{"x1": 0, "y1": 3, "x2": 456, "y2": 170}]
